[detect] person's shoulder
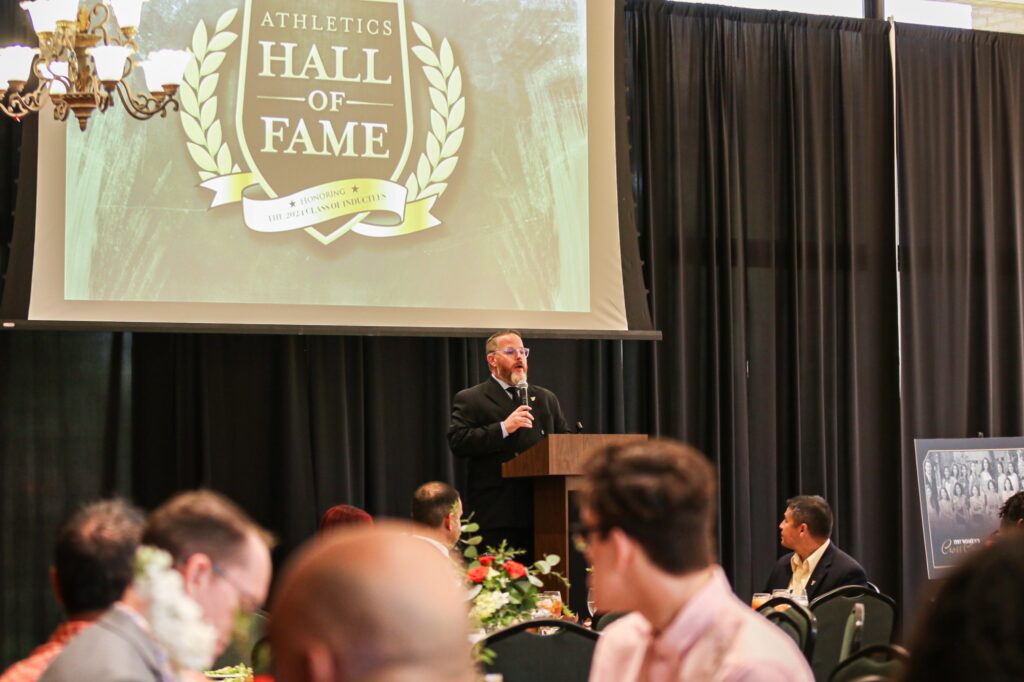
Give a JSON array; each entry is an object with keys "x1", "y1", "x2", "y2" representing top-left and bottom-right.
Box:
[
  {"x1": 453, "y1": 380, "x2": 495, "y2": 400},
  {"x1": 41, "y1": 614, "x2": 152, "y2": 682},
  {"x1": 722, "y1": 608, "x2": 813, "y2": 680},
  {"x1": 599, "y1": 612, "x2": 649, "y2": 642}
]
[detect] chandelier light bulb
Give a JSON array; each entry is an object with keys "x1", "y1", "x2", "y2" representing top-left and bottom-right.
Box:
[
  {"x1": 20, "y1": 0, "x2": 60, "y2": 34},
  {"x1": 107, "y1": 0, "x2": 148, "y2": 30},
  {"x1": 0, "y1": 46, "x2": 39, "y2": 84},
  {"x1": 148, "y1": 49, "x2": 191, "y2": 86},
  {"x1": 89, "y1": 44, "x2": 131, "y2": 82}
]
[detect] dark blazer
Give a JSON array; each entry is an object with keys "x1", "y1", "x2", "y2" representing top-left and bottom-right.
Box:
[
  {"x1": 40, "y1": 607, "x2": 168, "y2": 682},
  {"x1": 763, "y1": 542, "x2": 868, "y2": 601},
  {"x1": 448, "y1": 377, "x2": 570, "y2": 530}
]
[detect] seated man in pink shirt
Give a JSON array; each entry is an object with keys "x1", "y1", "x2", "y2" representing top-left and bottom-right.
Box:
[{"x1": 579, "y1": 439, "x2": 813, "y2": 682}]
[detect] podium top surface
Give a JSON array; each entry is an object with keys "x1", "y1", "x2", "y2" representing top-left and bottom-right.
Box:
[{"x1": 502, "y1": 433, "x2": 648, "y2": 478}]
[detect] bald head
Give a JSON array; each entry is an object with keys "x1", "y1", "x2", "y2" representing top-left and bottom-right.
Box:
[{"x1": 271, "y1": 522, "x2": 475, "y2": 682}]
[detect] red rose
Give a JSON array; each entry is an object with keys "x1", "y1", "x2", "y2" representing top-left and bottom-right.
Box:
[
  {"x1": 503, "y1": 560, "x2": 527, "y2": 579},
  {"x1": 479, "y1": 555, "x2": 495, "y2": 566},
  {"x1": 467, "y1": 566, "x2": 489, "y2": 583}
]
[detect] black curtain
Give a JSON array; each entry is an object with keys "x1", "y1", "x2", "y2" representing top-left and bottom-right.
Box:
[
  {"x1": 896, "y1": 24, "x2": 1024, "y2": 617},
  {"x1": 626, "y1": 1, "x2": 900, "y2": 600}
]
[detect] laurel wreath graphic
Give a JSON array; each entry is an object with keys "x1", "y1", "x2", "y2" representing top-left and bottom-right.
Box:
[
  {"x1": 405, "y1": 22, "x2": 465, "y2": 202},
  {"x1": 179, "y1": 8, "x2": 241, "y2": 183}
]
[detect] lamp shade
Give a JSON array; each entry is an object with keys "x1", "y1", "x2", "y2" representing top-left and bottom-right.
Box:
[
  {"x1": 147, "y1": 49, "x2": 191, "y2": 86},
  {"x1": 20, "y1": 0, "x2": 59, "y2": 33},
  {"x1": 41, "y1": 60, "x2": 69, "y2": 94},
  {"x1": 49, "y1": 0, "x2": 79, "y2": 23},
  {"x1": 89, "y1": 45, "x2": 131, "y2": 81},
  {"x1": 108, "y1": 0, "x2": 148, "y2": 29},
  {"x1": 0, "y1": 46, "x2": 39, "y2": 83}
]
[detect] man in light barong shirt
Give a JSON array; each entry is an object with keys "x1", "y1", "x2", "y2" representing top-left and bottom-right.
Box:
[{"x1": 578, "y1": 439, "x2": 813, "y2": 682}]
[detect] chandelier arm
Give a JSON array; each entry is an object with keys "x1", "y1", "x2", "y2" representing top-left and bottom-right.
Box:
[
  {"x1": 0, "y1": 86, "x2": 48, "y2": 120},
  {"x1": 90, "y1": 3, "x2": 113, "y2": 45},
  {"x1": 113, "y1": 81, "x2": 178, "y2": 120}
]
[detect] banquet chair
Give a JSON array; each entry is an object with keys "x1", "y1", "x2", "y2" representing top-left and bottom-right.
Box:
[
  {"x1": 482, "y1": 618, "x2": 600, "y2": 682},
  {"x1": 827, "y1": 644, "x2": 909, "y2": 682},
  {"x1": 757, "y1": 597, "x2": 817, "y2": 660},
  {"x1": 810, "y1": 586, "x2": 896, "y2": 682},
  {"x1": 594, "y1": 611, "x2": 628, "y2": 631}
]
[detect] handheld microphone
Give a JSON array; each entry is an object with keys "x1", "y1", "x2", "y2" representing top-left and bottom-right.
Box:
[{"x1": 516, "y1": 381, "x2": 529, "y2": 406}]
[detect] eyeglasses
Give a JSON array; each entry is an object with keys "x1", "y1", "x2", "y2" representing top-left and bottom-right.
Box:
[
  {"x1": 571, "y1": 522, "x2": 604, "y2": 554},
  {"x1": 212, "y1": 563, "x2": 262, "y2": 613},
  {"x1": 491, "y1": 347, "x2": 530, "y2": 358}
]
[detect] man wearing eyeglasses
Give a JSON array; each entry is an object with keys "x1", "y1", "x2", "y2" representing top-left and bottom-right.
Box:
[
  {"x1": 448, "y1": 329, "x2": 570, "y2": 557},
  {"x1": 42, "y1": 490, "x2": 273, "y2": 682}
]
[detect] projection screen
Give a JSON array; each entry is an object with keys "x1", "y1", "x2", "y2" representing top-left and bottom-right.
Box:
[{"x1": 22, "y1": 0, "x2": 645, "y2": 333}]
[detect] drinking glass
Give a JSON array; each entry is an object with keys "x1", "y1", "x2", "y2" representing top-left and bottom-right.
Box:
[
  {"x1": 587, "y1": 588, "x2": 597, "y2": 617},
  {"x1": 537, "y1": 590, "x2": 563, "y2": 618},
  {"x1": 751, "y1": 592, "x2": 771, "y2": 610}
]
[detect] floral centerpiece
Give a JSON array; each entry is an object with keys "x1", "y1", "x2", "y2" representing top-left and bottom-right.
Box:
[{"x1": 459, "y1": 518, "x2": 568, "y2": 632}]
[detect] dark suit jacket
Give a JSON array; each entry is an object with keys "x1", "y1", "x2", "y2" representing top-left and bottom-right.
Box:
[
  {"x1": 448, "y1": 377, "x2": 570, "y2": 530},
  {"x1": 763, "y1": 542, "x2": 868, "y2": 601},
  {"x1": 40, "y1": 607, "x2": 167, "y2": 682}
]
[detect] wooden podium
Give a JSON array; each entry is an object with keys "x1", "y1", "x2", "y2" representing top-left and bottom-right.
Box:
[{"x1": 502, "y1": 434, "x2": 647, "y2": 600}]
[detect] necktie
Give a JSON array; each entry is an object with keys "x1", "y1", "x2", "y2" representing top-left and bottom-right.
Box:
[{"x1": 507, "y1": 387, "x2": 519, "y2": 403}]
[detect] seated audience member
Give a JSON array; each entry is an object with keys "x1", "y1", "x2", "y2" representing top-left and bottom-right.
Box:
[
  {"x1": 271, "y1": 522, "x2": 476, "y2": 682},
  {"x1": 902, "y1": 533, "x2": 1024, "y2": 681},
  {"x1": 998, "y1": 490, "x2": 1024, "y2": 536},
  {"x1": 582, "y1": 439, "x2": 813, "y2": 682},
  {"x1": 764, "y1": 495, "x2": 868, "y2": 600},
  {"x1": 410, "y1": 481, "x2": 463, "y2": 557},
  {"x1": 0, "y1": 500, "x2": 144, "y2": 682},
  {"x1": 42, "y1": 491, "x2": 273, "y2": 682},
  {"x1": 319, "y1": 504, "x2": 373, "y2": 533}
]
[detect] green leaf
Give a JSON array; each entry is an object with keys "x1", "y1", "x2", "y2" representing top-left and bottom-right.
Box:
[
  {"x1": 179, "y1": 112, "x2": 204, "y2": 145},
  {"x1": 191, "y1": 21, "x2": 208, "y2": 63},
  {"x1": 179, "y1": 85, "x2": 199, "y2": 118},
  {"x1": 416, "y1": 154, "x2": 430, "y2": 189},
  {"x1": 200, "y1": 96, "x2": 217, "y2": 130},
  {"x1": 447, "y1": 67, "x2": 462, "y2": 104},
  {"x1": 207, "y1": 120, "x2": 222, "y2": 152},
  {"x1": 461, "y1": 522, "x2": 479, "y2": 533},
  {"x1": 447, "y1": 99, "x2": 465, "y2": 131},
  {"x1": 423, "y1": 65, "x2": 445, "y2": 92},
  {"x1": 527, "y1": 575, "x2": 544, "y2": 588},
  {"x1": 431, "y1": 110, "x2": 445, "y2": 141},
  {"x1": 411, "y1": 45, "x2": 438, "y2": 68},
  {"x1": 464, "y1": 546, "x2": 478, "y2": 560},
  {"x1": 537, "y1": 562, "x2": 551, "y2": 575},
  {"x1": 440, "y1": 39, "x2": 454, "y2": 78},
  {"x1": 545, "y1": 555, "x2": 561, "y2": 567},
  {"x1": 187, "y1": 142, "x2": 218, "y2": 173},
  {"x1": 426, "y1": 132, "x2": 440, "y2": 166},
  {"x1": 232, "y1": 164, "x2": 241, "y2": 173},
  {"x1": 430, "y1": 156, "x2": 458, "y2": 183},
  {"x1": 441, "y1": 128, "x2": 464, "y2": 158},
  {"x1": 465, "y1": 535, "x2": 482, "y2": 546},
  {"x1": 197, "y1": 73, "x2": 219, "y2": 102},
  {"x1": 429, "y1": 88, "x2": 449, "y2": 119},
  {"x1": 216, "y1": 8, "x2": 238, "y2": 33},
  {"x1": 216, "y1": 144, "x2": 232, "y2": 175},
  {"x1": 200, "y1": 52, "x2": 227, "y2": 77},
  {"x1": 198, "y1": 170, "x2": 215, "y2": 181},
  {"x1": 411, "y1": 21, "x2": 433, "y2": 49},
  {"x1": 207, "y1": 31, "x2": 237, "y2": 53},
  {"x1": 421, "y1": 182, "x2": 447, "y2": 198},
  {"x1": 404, "y1": 173, "x2": 420, "y2": 199},
  {"x1": 183, "y1": 56, "x2": 200, "y2": 88}
]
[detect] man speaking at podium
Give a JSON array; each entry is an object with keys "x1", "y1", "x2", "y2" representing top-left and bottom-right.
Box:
[{"x1": 448, "y1": 330, "x2": 570, "y2": 557}]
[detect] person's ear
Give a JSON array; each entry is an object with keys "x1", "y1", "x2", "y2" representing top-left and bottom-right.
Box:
[
  {"x1": 50, "y1": 566, "x2": 64, "y2": 606},
  {"x1": 180, "y1": 552, "x2": 215, "y2": 595}
]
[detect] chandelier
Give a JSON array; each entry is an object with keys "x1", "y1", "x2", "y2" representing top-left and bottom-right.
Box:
[{"x1": 0, "y1": 0, "x2": 190, "y2": 131}]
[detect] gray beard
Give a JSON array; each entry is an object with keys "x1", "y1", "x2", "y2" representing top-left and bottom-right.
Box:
[{"x1": 511, "y1": 370, "x2": 528, "y2": 386}]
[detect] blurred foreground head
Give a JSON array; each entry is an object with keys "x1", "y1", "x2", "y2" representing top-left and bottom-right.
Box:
[
  {"x1": 903, "y1": 532, "x2": 1024, "y2": 681},
  {"x1": 271, "y1": 521, "x2": 475, "y2": 682}
]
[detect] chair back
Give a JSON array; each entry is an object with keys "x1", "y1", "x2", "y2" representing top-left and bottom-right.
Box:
[
  {"x1": 827, "y1": 644, "x2": 909, "y2": 682},
  {"x1": 758, "y1": 597, "x2": 817, "y2": 661},
  {"x1": 810, "y1": 586, "x2": 896, "y2": 682},
  {"x1": 482, "y1": 619, "x2": 600, "y2": 682},
  {"x1": 838, "y1": 603, "x2": 865, "y2": 661},
  {"x1": 594, "y1": 611, "x2": 628, "y2": 631}
]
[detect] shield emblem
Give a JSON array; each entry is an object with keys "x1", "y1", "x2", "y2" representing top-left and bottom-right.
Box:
[{"x1": 236, "y1": 0, "x2": 414, "y2": 244}]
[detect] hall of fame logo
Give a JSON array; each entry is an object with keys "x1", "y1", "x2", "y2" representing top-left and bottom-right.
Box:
[{"x1": 179, "y1": 0, "x2": 465, "y2": 245}]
